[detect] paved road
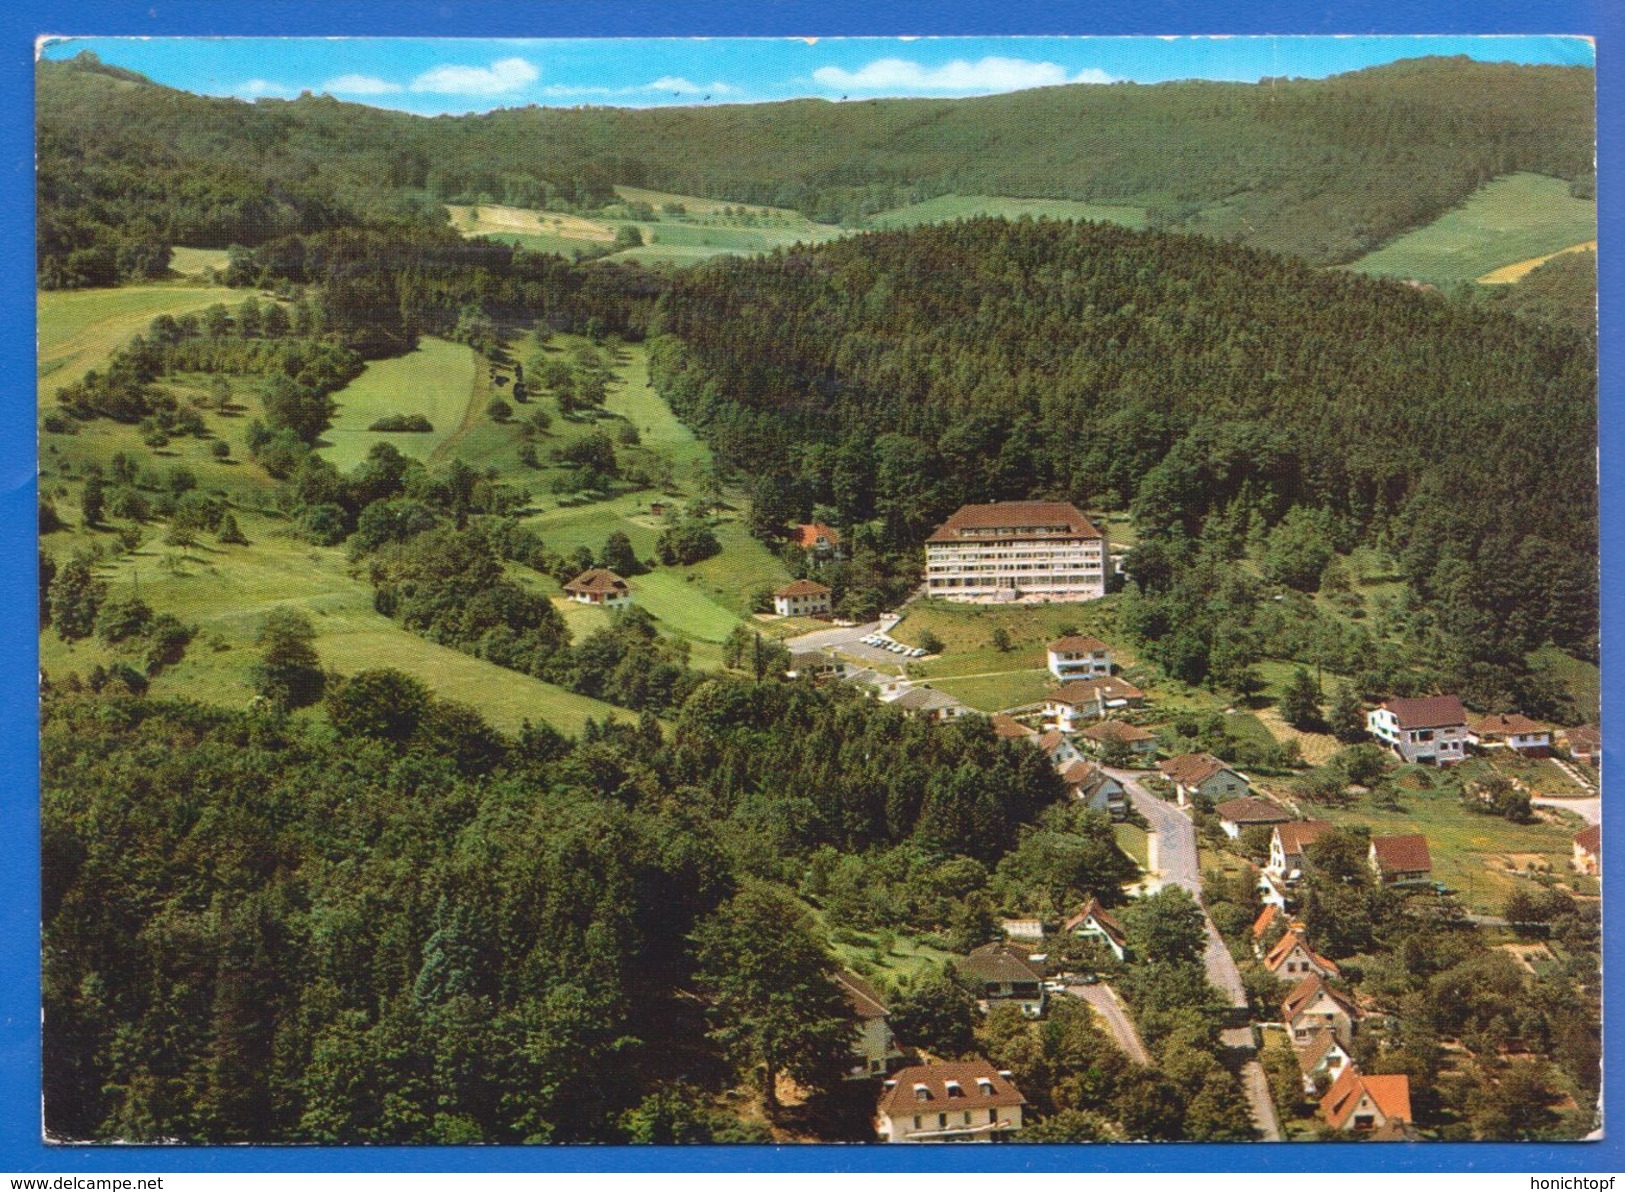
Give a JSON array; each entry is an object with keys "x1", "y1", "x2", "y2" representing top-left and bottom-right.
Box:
[
  {"x1": 1534, "y1": 796, "x2": 1600, "y2": 826},
  {"x1": 1067, "y1": 983, "x2": 1151, "y2": 1066},
  {"x1": 1110, "y1": 767, "x2": 1282, "y2": 1141},
  {"x1": 783, "y1": 621, "x2": 903, "y2": 666}
]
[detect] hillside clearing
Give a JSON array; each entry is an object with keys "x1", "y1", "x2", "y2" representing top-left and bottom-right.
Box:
[
  {"x1": 321, "y1": 336, "x2": 481, "y2": 471},
  {"x1": 1478, "y1": 240, "x2": 1597, "y2": 284},
  {"x1": 38, "y1": 283, "x2": 232, "y2": 380},
  {"x1": 866, "y1": 194, "x2": 1147, "y2": 231}
]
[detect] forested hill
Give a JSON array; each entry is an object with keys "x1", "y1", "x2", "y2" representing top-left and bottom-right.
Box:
[
  {"x1": 648, "y1": 218, "x2": 1597, "y2": 664},
  {"x1": 38, "y1": 51, "x2": 1593, "y2": 280}
]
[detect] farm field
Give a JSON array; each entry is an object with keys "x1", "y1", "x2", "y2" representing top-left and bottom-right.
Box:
[
  {"x1": 613, "y1": 185, "x2": 810, "y2": 221},
  {"x1": 321, "y1": 336, "x2": 481, "y2": 471},
  {"x1": 866, "y1": 194, "x2": 1148, "y2": 231},
  {"x1": 446, "y1": 203, "x2": 615, "y2": 242},
  {"x1": 1349, "y1": 173, "x2": 1596, "y2": 286},
  {"x1": 38, "y1": 282, "x2": 232, "y2": 380}
]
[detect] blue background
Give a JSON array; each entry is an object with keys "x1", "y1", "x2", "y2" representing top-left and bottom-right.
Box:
[{"x1": 5, "y1": 0, "x2": 1618, "y2": 1175}]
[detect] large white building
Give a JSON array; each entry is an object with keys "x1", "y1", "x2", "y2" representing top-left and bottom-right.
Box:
[{"x1": 925, "y1": 501, "x2": 1106, "y2": 603}]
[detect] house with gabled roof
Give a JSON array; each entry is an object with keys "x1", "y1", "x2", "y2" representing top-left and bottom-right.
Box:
[
  {"x1": 1574, "y1": 824, "x2": 1601, "y2": 876},
  {"x1": 1257, "y1": 869, "x2": 1290, "y2": 911},
  {"x1": 1215, "y1": 796, "x2": 1291, "y2": 839},
  {"x1": 1263, "y1": 930, "x2": 1340, "y2": 983},
  {"x1": 1064, "y1": 897, "x2": 1129, "y2": 961},
  {"x1": 1367, "y1": 694, "x2": 1468, "y2": 765},
  {"x1": 564, "y1": 567, "x2": 634, "y2": 608},
  {"x1": 1320, "y1": 1069, "x2": 1412, "y2": 1135},
  {"x1": 1282, "y1": 973, "x2": 1360, "y2": 1049},
  {"x1": 1076, "y1": 719, "x2": 1158, "y2": 758},
  {"x1": 1295, "y1": 1028, "x2": 1353, "y2": 1096},
  {"x1": 773, "y1": 578, "x2": 832, "y2": 618},
  {"x1": 1037, "y1": 730, "x2": 1085, "y2": 769},
  {"x1": 1269, "y1": 820, "x2": 1335, "y2": 880},
  {"x1": 1158, "y1": 753, "x2": 1248, "y2": 807},
  {"x1": 1469, "y1": 712, "x2": 1552, "y2": 757},
  {"x1": 1045, "y1": 677, "x2": 1146, "y2": 731},
  {"x1": 1562, "y1": 724, "x2": 1601, "y2": 766},
  {"x1": 1369, "y1": 834, "x2": 1432, "y2": 885},
  {"x1": 960, "y1": 943, "x2": 1046, "y2": 1017},
  {"x1": 892, "y1": 685, "x2": 972, "y2": 723},
  {"x1": 1251, "y1": 904, "x2": 1283, "y2": 945},
  {"x1": 834, "y1": 970, "x2": 906, "y2": 1079},
  {"x1": 875, "y1": 1059, "x2": 1026, "y2": 1142},
  {"x1": 793, "y1": 522, "x2": 844, "y2": 557},
  {"x1": 1060, "y1": 760, "x2": 1127, "y2": 819},
  {"x1": 1047, "y1": 634, "x2": 1113, "y2": 682},
  {"x1": 990, "y1": 713, "x2": 1038, "y2": 742}
]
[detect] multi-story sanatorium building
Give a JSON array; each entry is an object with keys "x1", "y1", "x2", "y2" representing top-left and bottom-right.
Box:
[{"x1": 925, "y1": 501, "x2": 1106, "y2": 603}]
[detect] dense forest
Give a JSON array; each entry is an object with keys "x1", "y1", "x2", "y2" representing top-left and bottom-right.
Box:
[
  {"x1": 38, "y1": 51, "x2": 1594, "y2": 284},
  {"x1": 648, "y1": 218, "x2": 1597, "y2": 702}
]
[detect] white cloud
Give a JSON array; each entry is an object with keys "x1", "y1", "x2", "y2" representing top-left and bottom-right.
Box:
[
  {"x1": 541, "y1": 77, "x2": 737, "y2": 100},
  {"x1": 322, "y1": 73, "x2": 402, "y2": 96},
  {"x1": 812, "y1": 56, "x2": 1115, "y2": 94},
  {"x1": 409, "y1": 56, "x2": 539, "y2": 96},
  {"x1": 642, "y1": 76, "x2": 736, "y2": 96},
  {"x1": 234, "y1": 78, "x2": 295, "y2": 98}
]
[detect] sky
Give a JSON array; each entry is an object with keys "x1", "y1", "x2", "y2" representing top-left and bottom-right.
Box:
[{"x1": 37, "y1": 35, "x2": 1595, "y2": 116}]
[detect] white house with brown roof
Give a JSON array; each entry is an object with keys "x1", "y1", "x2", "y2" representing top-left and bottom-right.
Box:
[
  {"x1": 1077, "y1": 719, "x2": 1158, "y2": 759},
  {"x1": 960, "y1": 943, "x2": 1046, "y2": 1017},
  {"x1": 773, "y1": 578, "x2": 832, "y2": 618},
  {"x1": 892, "y1": 686, "x2": 972, "y2": 722},
  {"x1": 1215, "y1": 796, "x2": 1292, "y2": 839},
  {"x1": 1061, "y1": 760, "x2": 1127, "y2": 819},
  {"x1": 834, "y1": 970, "x2": 906, "y2": 1079},
  {"x1": 1320, "y1": 1069, "x2": 1412, "y2": 1136},
  {"x1": 1158, "y1": 753, "x2": 1248, "y2": 807},
  {"x1": 875, "y1": 1060, "x2": 1026, "y2": 1142},
  {"x1": 1574, "y1": 824, "x2": 1601, "y2": 876},
  {"x1": 1367, "y1": 695, "x2": 1469, "y2": 765},
  {"x1": 1269, "y1": 820, "x2": 1335, "y2": 880},
  {"x1": 1469, "y1": 713, "x2": 1553, "y2": 757},
  {"x1": 564, "y1": 567, "x2": 634, "y2": 608},
  {"x1": 1047, "y1": 635, "x2": 1113, "y2": 681},
  {"x1": 1282, "y1": 974, "x2": 1360, "y2": 1049},
  {"x1": 1037, "y1": 730, "x2": 1085, "y2": 769},
  {"x1": 1263, "y1": 930, "x2": 1340, "y2": 983},
  {"x1": 1295, "y1": 1028, "x2": 1353, "y2": 1096},
  {"x1": 1562, "y1": 724, "x2": 1601, "y2": 765},
  {"x1": 1368, "y1": 834, "x2": 1432, "y2": 885},
  {"x1": 1064, "y1": 897, "x2": 1129, "y2": 961},
  {"x1": 794, "y1": 522, "x2": 843, "y2": 557},
  {"x1": 991, "y1": 713, "x2": 1039, "y2": 742},
  {"x1": 924, "y1": 501, "x2": 1106, "y2": 604},
  {"x1": 1045, "y1": 677, "x2": 1146, "y2": 731}
]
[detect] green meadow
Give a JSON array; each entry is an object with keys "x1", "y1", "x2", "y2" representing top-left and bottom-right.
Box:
[
  {"x1": 866, "y1": 194, "x2": 1147, "y2": 231},
  {"x1": 321, "y1": 336, "x2": 481, "y2": 471},
  {"x1": 38, "y1": 282, "x2": 233, "y2": 380}
]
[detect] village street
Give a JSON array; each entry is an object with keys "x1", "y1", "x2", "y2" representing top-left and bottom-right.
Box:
[
  {"x1": 1066, "y1": 983, "x2": 1151, "y2": 1066},
  {"x1": 1110, "y1": 766, "x2": 1284, "y2": 1141}
]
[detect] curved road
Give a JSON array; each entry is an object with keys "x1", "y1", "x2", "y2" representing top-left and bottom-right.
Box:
[
  {"x1": 1108, "y1": 767, "x2": 1283, "y2": 1142},
  {"x1": 1067, "y1": 982, "x2": 1152, "y2": 1066}
]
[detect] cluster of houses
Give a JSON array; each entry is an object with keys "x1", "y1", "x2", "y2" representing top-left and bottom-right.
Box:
[{"x1": 1366, "y1": 694, "x2": 1599, "y2": 771}]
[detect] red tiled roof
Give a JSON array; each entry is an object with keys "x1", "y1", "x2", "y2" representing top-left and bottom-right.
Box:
[
  {"x1": 794, "y1": 523, "x2": 842, "y2": 549},
  {"x1": 1037, "y1": 731, "x2": 1067, "y2": 753},
  {"x1": 1048, "y1": 635, "x2": 1111, "y2": 654},
  {"x1": 1264, "y1": 931, "x2": 1340, "y2": 977},
  {"x1": 1060, "y1": 759, "x2": 1099, "y2": 786},
  {"x1": 927, "y1": 501, "x2": 1102, "y2": 544},
  {"x1": 1370, "y1": 834, "x2": 1432, "y2": 876},
  {"x1": 1078, "y1": 720, "x2": 1156, "y2": 744},
  {"x1": 1470, "y1": 712, "x2": 1549, "y2": 738},
  {"x1": 1251, "y1": 904, "x2": 1282, "y2": 940},
  {"x1": 1565, "y1": 724, "x2": 1601, "y2": 752},
  {"x1": 1282, "y1": 973, "x2": 1357, "y2": 1023},
  {"x1": 960, "y1": 942, "x2": 1043, "y2": 985},
  {"x1": 1051, "y1": 677, "x2": 1144, "y2": 706},
  {"x1": 833, "y1": 970, "x2": 888, "y2": 1021},
  {"x1": 774, "y1": 578, "x2": 831, "y2": 598},
  {"x1": 877, "y1": 1060, "x2": 1026, "y2": 1116},
  {"x1": 1295, "y1": 1028, "x2": 1346, "y2": 1075},
  {"x1": 1380, "y1": 695, "x2": 1467, "y2": 730},
  {"x1": 564, "y1": 567, "x2": 632, "y2": 594},
  {"x1": 1276, "y1": 820, "x2": 1334, "y2": 858},
  {"x1": 1158, "y1": 753, "x2": 1230, "y2": 789},
  {"x1": 1575, "y1": 824, "x2": 1601, "y2": 856},
  {"x1": 990, "y1": 713, "x2": 1038, "y2": 740},
  {"x1": 1062, "y1": 897, "x2": 1126, "y2": 948},
  {"x1": 1321, "y1": 1069, "x2": 1412, "y2": 1130},
  {"x1": 1216, "y1": 796, "x2": 1290, "y2": 825}
]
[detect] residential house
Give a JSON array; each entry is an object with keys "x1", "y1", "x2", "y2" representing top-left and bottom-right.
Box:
[
  {"x1": 961, "y1": 943, "x2": 1046, "y2": 1017},
  {"x1": 1263, "y1": 930, "x2": 1340, "y2": 983},
  {"x1": 990, "y1": 713, "x2": 1039, "y2": 742},
  {"x1": 1295, "y1": 1028, "x2": 1353, "y2": 1096},
  {"x1": 1046, "y1": 677, "x2": 1146, "y2": 731},
  {"x1": 1562, "y1": 724, "x2": 1601, "y2": 766},
  {"x1": 1037, "y1": 730, "x2": 1085, "y2": 770},
  {"x1": 925, "y1": 501, "x2": 1106, "y2": 604},
  {"x1": 786, "y1": 650, "x2": 842, "y2": 681},
  {"x1": 1064, "y1": 897, "x2": 1129, "y2": 961},
  {"x1": 1046, "y1": 635, "x2": 1113, "y2": 682},
  {"x1": 1215, "y1": 796, "x2": 1292, "y2": 839},
  {"x1": 1282, "y1": 974, "x2": 1360, "y2": 1049},
  {"x1": 1077, "y1": 719, "x2": 1158, "y2": 759},
  {"x1": 1257, "y1": 869, "x2": 1290, "y2": 912},
  {"x1": 1574, "y1": 824, "x2": 1601, "y2": 877},
  {"x1": 564, "y1": 568, "x2": 634, "y2": 608},
  {"x1": 1469, "y1": 713, "x2": 1553, "y2": 757},
  {"x1": 1366, "y1": 695, "x2": 1469, "y2": 765},
  {"x1": 773, "y1": 578, "x2": 832, "y2": 618},
  {"x1": 892, "y1": 686, "x2": 972, "y2": 723},
  {"x1": 1368, "y1": 834, "x2": 1433, "y2": 885},
  {"x1": 848, "y1": 668, "x2": 909, "y2": 702},
  {"x1": 1320, "y1": 1069, "x2": 1413, "y2": 1136},
  {"x1": 834, "y1": 970, "x2": 906, "y2": 1079},
  {"x1": 794, "y1": 522, "x2": 844, "y2": 558},
  {"x1": 1158, "y1": 753, "x2": 1248, "y2": 807},
  {"x1": 875, "y1": 1060, "x2": 1026, "y2": 1142},
  {"x1": 1269, "y1": 820, "x2": 1335, "y2": 880},
  {"x1": 1250, "y1": 904, "x2": 1283, "y2": 947},
  {"x1": 1060, "y1": 760, "x2": 1127, "y2": 818},
  {"x1": 1001, "y1": 918, "x2": 1045, "y2": 942}
]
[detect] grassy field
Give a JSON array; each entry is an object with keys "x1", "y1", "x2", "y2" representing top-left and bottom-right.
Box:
[
  {"x1": 38, "y1": 282, "x2": 233, "y2": 381},
  {"x1": 1349, "y1": 173, "x2": 1596, "y2": 286},
  {"x1": 1115, "y1": 823, "x2": 1151, "y2": 871},
  {"x1": 613, "y1": 186, "x2": 809, "y2": 221},
  {"x1": 892, "y1": 597, "x2": 1129, "y2": 658},
  {"x1": 865, "y1": 195, "x2": 1147, "y2": 231},
  {"x1": 928, "y1": 671, "x2": 1053, "y2": 713},
  {"x1": 1528, "y1": 645, "x2": 1600, "y2": 724},
  {"x1": 321, "y1": 336, "x2": 481, "y2": 471},
  {"x1": 167, "y1": 247, "x2": 231, "y2": 278}
]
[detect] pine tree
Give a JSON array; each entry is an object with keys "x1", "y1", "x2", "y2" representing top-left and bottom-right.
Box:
[
  {"x1": 216, "y1": 511, "x2": 248, "y2": 545},
  {"x1": 1328, "y1": 682, "x2": 1366, "y2": 743},
  {"x1": 1279, "y1": 666, "x2": 1323, "y2": 730},
  {"x1": 80, "y1": 474, "x2": 105, "y2": 528}
]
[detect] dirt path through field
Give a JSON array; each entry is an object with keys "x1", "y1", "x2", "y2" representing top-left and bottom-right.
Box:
[{"x1": 1478, "y1": 240, "x2": 1597, "y2": 284}]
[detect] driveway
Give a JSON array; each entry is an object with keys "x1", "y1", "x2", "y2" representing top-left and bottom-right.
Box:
[
  {"x1": 1066, "y1": 983, "x2": 1151, "y2": 1066},
  {"x1": 1534, "y1": 796, "x2": 1600, "y2": 826}
]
